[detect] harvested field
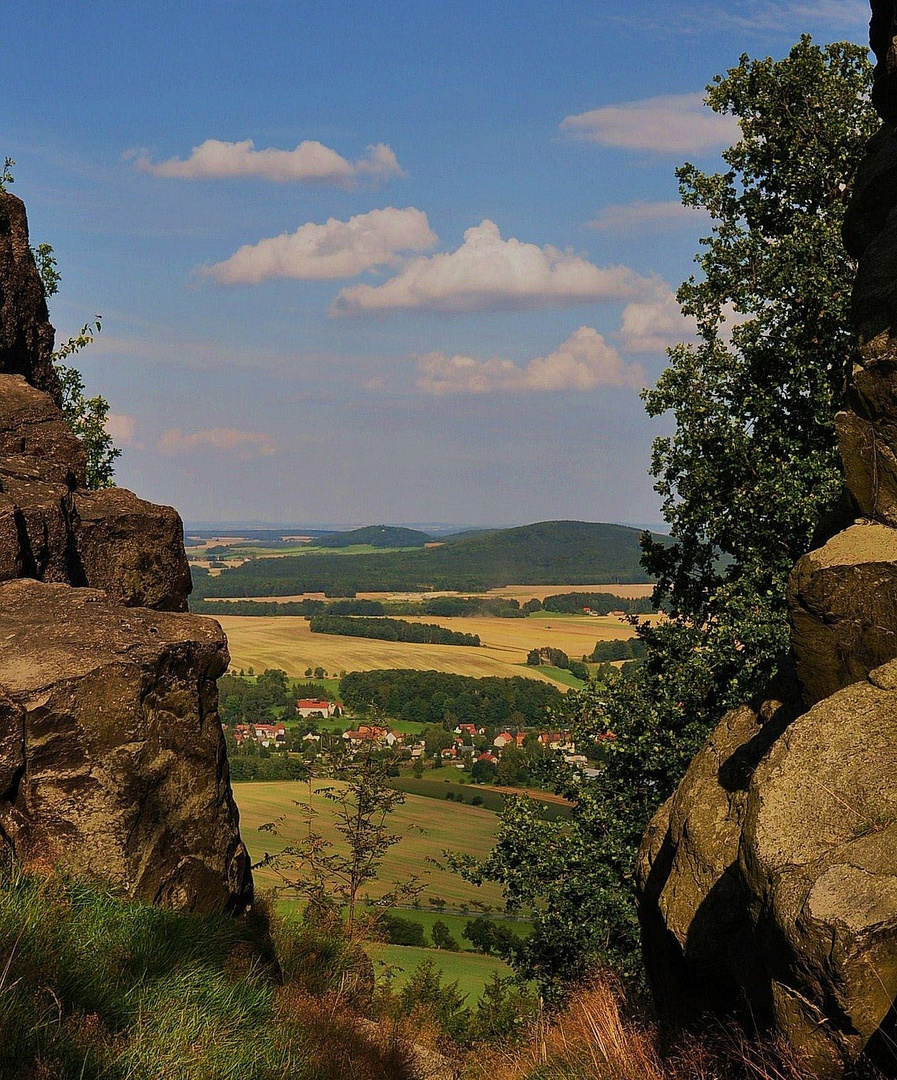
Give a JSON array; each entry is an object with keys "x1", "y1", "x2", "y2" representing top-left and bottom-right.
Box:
[{"x1": 213, "y1": 611, "x2": 634, "y2": 682}]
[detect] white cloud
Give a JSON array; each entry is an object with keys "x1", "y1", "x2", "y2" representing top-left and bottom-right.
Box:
[
  {"x1": 157, "y1": 428, "x2": 276, "y2": 458},
  {"x1": 561, "y1": 93, "x2": 739, "y2": 155},
  {"x1": 687, "y1": 1, "x2": 868, "y2": 32},
  {"x1": 132, "y1": 139, "x2": 405, "y2": 186},
  {"x1": 332, "y1": 220, "x2": 659, "y2": 316},
  {"x1": 416, "y1": 326, "x2": 646, "y2": 395},
  {"x1": 105, "y1": 412, "x2": 137, "y2": 447},
  {"x1": 618, "y1": 291, "x2": 697, "y2": 353},
  {"x1": 588, "y1": 200, "x2": 711, "y2": 232},
  {"x1": 204, "y1": 207, "x2": 438, "y2": 285}
]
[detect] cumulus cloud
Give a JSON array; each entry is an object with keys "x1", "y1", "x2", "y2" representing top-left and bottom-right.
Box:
[
  {"x1": 204, "y1": 207, "x2": 438, "y2": 285},
  {"x1": 105, "y1": 413, "x2": 138, "y2": 447},
  {"x1": 416, "y1": 326, "x2": 646, "y2": 395},
  {"x1": 617, "y1": 290, "x2": 697, "y2": 353},
  {"x1": 561, "y1": 93, "x2": 739, "y2": 155},
  {"x1": 157, "y1": 428, "x2": 276, "y2": 458},
  {"x1": 588, "y1": 200, "x2": 711, "y2": 232},
  {"x1": 332, "y1": 220, "x2": 658, "y2": 316},
  {"x1": 132, "y1": 139, "x2": 405, "y2": 186}
]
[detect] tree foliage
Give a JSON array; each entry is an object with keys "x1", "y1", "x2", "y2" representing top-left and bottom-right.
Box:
[
  {"x1": 642, "y1": 36, "x2": 877, "y2": 704},
  {"x1": 462, "y1": 38, "x2": 878, "y2": 996},
  {"x1": 33, "y1": 243, "x2": 120, "y2": 489}
]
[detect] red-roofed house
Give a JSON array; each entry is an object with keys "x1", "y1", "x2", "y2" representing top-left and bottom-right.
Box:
[
  {"x1": 477, "y1": 751, "x2": 498, "y2": 764},
  {"x1": 493, "y1": 732, "x2": 514, "y2": 749},
  {"x1": 296, "y1": 699, "x2": 342, "y2": 718}
]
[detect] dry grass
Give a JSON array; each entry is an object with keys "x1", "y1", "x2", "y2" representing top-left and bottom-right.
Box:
[
  {"x1": 463, "y1": 975, "x2": 821, "y2": 1080},
  {"x1": 213, "y1": 611, "x2": 634, "y2": 683}
]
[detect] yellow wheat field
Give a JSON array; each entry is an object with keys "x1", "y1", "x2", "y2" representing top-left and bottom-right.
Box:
[
  {"x1": 212, "y1": 610, "x2": 636, "y2": 682},
  {"x1": 207, "y1": 582, "x2": 655, "y2": 603}
]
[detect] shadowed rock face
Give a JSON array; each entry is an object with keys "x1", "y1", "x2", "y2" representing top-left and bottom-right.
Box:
[
  {"x1": 0, "y1": 373, "x2": 191, "y2": 611},
  {"x1": 0, "y1": 580, "x2": 251, "y2": 913},
  {"x1": 0, "y1": 193, "x2": 60, "y2": 403},
  {"x1": 638, "y1": 4, "x2": 897, "y2": 1074},
  {"x1": 0, "y1": 192, "x2": 251, "y2": 914}
]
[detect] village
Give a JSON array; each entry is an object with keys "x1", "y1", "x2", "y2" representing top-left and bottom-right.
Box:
[{"x1": 231, "y1": 695, "x2": 602, "y2": 780}]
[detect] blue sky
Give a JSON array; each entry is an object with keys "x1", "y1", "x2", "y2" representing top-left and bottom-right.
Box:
[{"x1": 4, "y1": 0, "x2": 871, "y2": 527}]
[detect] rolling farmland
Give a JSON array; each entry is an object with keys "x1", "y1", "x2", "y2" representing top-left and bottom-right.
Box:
[
  {"x1": 234, "y1": 780, "x2": 507, "y2": 910},
  {"x1": 214, "y1": 608, "x2": 637, "y2": 682}
]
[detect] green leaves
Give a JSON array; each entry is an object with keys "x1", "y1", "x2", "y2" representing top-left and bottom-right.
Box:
[
  {"x1": 32, "y1": 241, "x2": 121, "y2": 491},
  {"x1": 464, "y1": 38, "x2": 879, "y2": 999}
]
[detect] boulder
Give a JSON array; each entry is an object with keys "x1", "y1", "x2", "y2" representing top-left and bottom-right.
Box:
[
  {"x1": 638, "y1": 664, "x2": 897, "y2": 1077},
  {"x1": 789, "y1": 521, "x2": 897, "y2": 704},
  {"x1": 0, "y1": 193, "x2": 60, "y2": 402},
  {"x1": 68, "y1": 488, "x2": 191, "y2": 611},
  {"x1": 0, "y1": 578, "x2": 251, "y2": 913},
  {"x1": 872, "y1": 1, "x2": 897, "y2": 123},
  {"x1": 0, "y1": 374, "x2": 190, "y2": 611}
]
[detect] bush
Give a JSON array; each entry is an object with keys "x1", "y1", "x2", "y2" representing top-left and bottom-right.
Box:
[{"x1": 380, "y1": 912, "x2": 425, "y2": 947}]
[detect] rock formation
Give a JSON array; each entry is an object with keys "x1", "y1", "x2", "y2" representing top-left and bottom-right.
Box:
[
  {"x1": 637, "y1": 5, "x2": 897, "y2": 1074},
  {"x1": 0, "y1": 189, "x2": 251, "y2": 914}
]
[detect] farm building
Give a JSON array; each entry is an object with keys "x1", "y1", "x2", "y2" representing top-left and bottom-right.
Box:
[{"x1": 296, "y1": 698, "x2": 342, "y2": 718}]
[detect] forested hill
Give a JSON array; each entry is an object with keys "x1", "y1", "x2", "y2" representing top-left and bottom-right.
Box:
[
  {"x1": 192, "y1": 520, "x2": 667, "y2": 597},
  {"x1": 316, "y1": 524, "x2": 432, "y2": 548}
]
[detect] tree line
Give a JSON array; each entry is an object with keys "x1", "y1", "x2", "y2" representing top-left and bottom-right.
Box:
[
  {"x1": 308, "y1": 615, "x2": 481, "y2": 646},
  {"x1": 340, "y1": 669, "x2": 563, "y2": 726}
]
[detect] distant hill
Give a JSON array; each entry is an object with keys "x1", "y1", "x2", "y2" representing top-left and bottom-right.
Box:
[
  {"x1": 316, "y1": 525, "x2": 432, "y2": 549},
  {"x1": 193, "y1": 520, "x2": 667, "y2": 598}
]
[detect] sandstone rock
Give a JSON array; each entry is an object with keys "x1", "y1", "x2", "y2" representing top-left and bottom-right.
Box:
[
  {"x1": 789, "y1": 521, "x2": 897, "y2": 704},
  {"x1": 872, "y1": 1, "x2": 897, "y2": 122},
  {"x1": 0, "y1": 193, "x2": 60, "y2": 402},
  {"x1": 69, "y1": 488, "x2": 191, "y2": 611},
  {"x1": 642, "y1": 6, "x2": 897, "y2": 1074},
  {"x1": 638, "y1": 666, "x2": 897, "y2": 1076},
  {"x1": 0, "y1": 373, "x2": 85, "y2": 487},
  {"x1": 0, "y1": 578, "x2": 251, "y2": 913},
  {"x1": 0, "y1": 374, "x2": 190, "y2": 610}
]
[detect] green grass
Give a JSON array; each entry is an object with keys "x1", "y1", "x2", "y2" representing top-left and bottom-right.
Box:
[
  {"x1": 307, "y1": 717, "x2": 427, "y2": 736},
  {"x1": 0, "y1": 871, "x2": 415, "y2": 1080},
  {"x1": 368, "y1": 943, "x2": 515, "y2": 1003},
  {"x1": 517, "y1": 663, "x2": 586, "y2": 688},
  {"x1": 388, "y1": 908, "x2": 531, "y2": 943},
  {"x1": 234, "y1": 781, "x2": 507, "y2": 909},
  {"x1": 290, "y1": 677, "x2": 342, "y2": 697},
  {"x1": 390, "y1": 776, "x2": 573, "y2": 822}
]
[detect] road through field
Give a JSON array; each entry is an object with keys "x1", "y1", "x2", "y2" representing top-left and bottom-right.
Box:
[{"x1": 213, "y1": 610, "x2": 635, "y2": 681}]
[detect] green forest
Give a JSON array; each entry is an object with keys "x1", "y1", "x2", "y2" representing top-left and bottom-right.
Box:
[
  {"x1": 308, "y1": 614, "x2": 481, "y2": 646},
  {"x1": 191, "y1": 521, "x2": 665, "y2": 597}
]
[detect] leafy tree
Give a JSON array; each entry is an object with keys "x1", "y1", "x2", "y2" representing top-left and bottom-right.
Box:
[
  {"x1": 458, "y1": 38, "x2": 878, "y2": 996},
  {"x1": 31, "y1": 243, "x2": 120, "y2": 488},
  {"x1": 430, "y1": 919, "x2": 460, "y2": 951},
  {"x1": 256, "y1": 739, "x2": 422, "y2": 936},
  {"x1": 381, "y1": 911, "x2": 425, "y2": 946},
  {"x1": 396, "y1": 959, "x2": 469, "y2": 1042},
  {"x1": 642, "y1": 35, "x2": 876, "y2": 707},
  {"x1": 467, "y1": 972, "x2": 538, "y2": 1046}
]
